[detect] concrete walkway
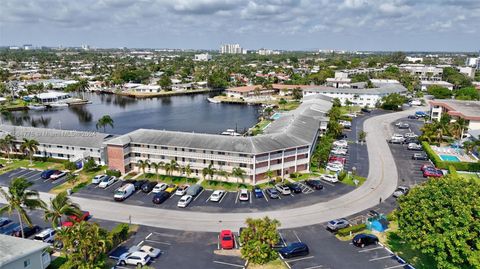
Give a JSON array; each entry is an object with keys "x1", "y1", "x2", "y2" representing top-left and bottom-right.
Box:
[{"x1": 1, "y1": 109, "x2": 416, "y2": 232}]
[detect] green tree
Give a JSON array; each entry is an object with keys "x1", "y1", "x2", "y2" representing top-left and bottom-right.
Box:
[
  {"x1": 240, "y1": 217, "x2": 281, "y2": 265},
  {"x1": 442, "y1": 67, "x2": 472, "y2": 89},
  {"x1": 0, "y1": 134, "x2": 15, "y2": 161},
  {"x1": 96, "y1": 115, "x2": 114, "y2": 132},
  {"x1": 151, "y1": 162, "x2": 162, "y2": 180},
  {"x1": 44, "y1": 191, "x2": 81, "y2": 227},
  {"x1": 292, "y1": 87, "x2": 303, "y2": 100},
  {"x1": 202, "y1": 163, "x2": 216, "y2": 180},
  {"x1": 66, "y1": 173, "x2": 79, "y2": 187},
  {"x1": 358, "y1": 131, "x2": 367, "y2": 142},
  {"x1": 137, "y1": 159, "x2": 150, "y2": 174},
  {"x1": 157, "y1": 74, "x2": 172, "y2": 90},
  {"x1": 20, "y1": 138, "x2": 39, "y2": 165},
  {"x1": 169, "y1": 159, "x2": 179, "y2": 176},
  {"x1": 278, "y1": 98, "x2": 287, "y2": 110},
  {"x1": 396, "y1": 175, "x2": 480, "y2": 268},
  {"x1": 455, "y1": 87, "x2": 479, "y2": 100},
  {"x1": 427, "y1": 85, "x2": 452, "y2": 99},
  {"x1": 0, "y1": 177, "x2": 46, "y2": 238},
  {"x1": 381, "y1": 93, "x2": 407, "y2": 111},
  {"x1": 83, "y1": 157, "x2": 97, "y2": 172},
  {"x1": 232, "y1": 167, "x2": 246, "y2": 184}
]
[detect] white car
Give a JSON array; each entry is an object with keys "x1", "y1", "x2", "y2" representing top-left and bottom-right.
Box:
[
  {"x1": 118, "y1": 251, "x2": 151, "y2": 267},
  {"x1": 92, "y1": 174, "x2": 107, "y2": 184},
  {"x1": 275, "y1": 184, "x2": 291, "y2": 195},
  {"x1": 152, "y1": 183, "x2": 168, "y2": 193},
  {"x1": 98, "y1": 176, "x2": 116, "y2": 188},
  {"x1": 333, "y1": 140, "x2": 348, "y2": 148},
  {"x1": 331, "y1": 148, "x2": 347, "y2": 155},
  {"x1": 177, "y1": 195, "x2": 193, "y2": 208},
  {"x1": 50, "y1": 171, "x2": 67, "y2": 180},
  {"x1": 175, "y1": 184, "x2": 190, "y2": 196},
  {"x1": 320, "y1": 174, "x2": 339, "y2": 183},
  {"x1": 339, "y1": 120, "x2": 352, "y2": 128},
  {"x1": 139, "y1": 245, "x2": 161, "y2": 258},
  {"x1": 407, "y1": 143, "x2": 422, "y2": 150},
  {"x1": 209, "y1": 190, "x2": 225, "y2": 202},
  {"x1": 326, "y1": 162, "x2": 343, "y2": 172},
  {"x1": 239, "y1": 189, "x2": 249, "y2": 201},
  {"x1": 404, "y1": 132, "x2": 418, "y2": 138}
]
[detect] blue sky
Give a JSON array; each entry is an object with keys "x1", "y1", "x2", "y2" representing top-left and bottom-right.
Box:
[{"x1": 0, "y1": 0, "x2": 479, "y2": 51}]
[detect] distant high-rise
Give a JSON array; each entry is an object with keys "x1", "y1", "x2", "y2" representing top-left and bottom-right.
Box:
[
  {"x1": 220, "y1": 44, "x2": 245, "y2": 54},
  {"x1": 23, "y1": 44, "x2": 33, "y2": 50}
]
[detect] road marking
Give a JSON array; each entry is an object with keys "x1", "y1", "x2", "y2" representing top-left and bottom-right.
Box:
[
  {"x1": 234, "y1": 234, "x2": 240, "y2": 249},
  {"x1": 146, "y1": 233, "x2": 152, "y2": 240},
  {"x1": 193, "y1": 188, "x2": 205, "y2": 201},
  {"x1": 293, "y1": 230, "x2": 301, "y2": 242},
  {"x1": 25, "y1": 172, "x2": 41, "y2": 180},
  {"x1": 212, "y1": 261, "x2": 244, "y2": 268},
  {"x1": 384, "y1": 264, "x2": 408, "y2": 269},
  {"x1": 217, "y1": 235, "x2": 220, "y2": 250},
  {"x1": 137, "y1": 240, "x2": 144, "y2": 247},
  {"x1": 249, "y1": 191, "x2": 252, "y2": 204},
  {"x1": 20, "y1": 170, "x2": 37, "y2": 178},
  {"x1": 104, "y1": 180, "x2": 120, "y2": 190},
  {"x1": 358, "y1": 246, "x2": 383, "y2": 252},
  {"x1": 278, "y1": 232, "x2": 286, "y2": 247},
  {"x1": 318, "y1": 179, "x2": 335, "y2": 187},
  {"x1": 303, "y1": 265, "x2": 324, "y2": 269},
  {"x1": 286, "y1": 256, "x2": 314, "y2": 263},
  {"x1": 152, "y1": 232, "x2": 176, "y2": 238},
  {"x1": 145, "y1": 239, "x2": 171, "y2": 245},
  {"x1": 219, "y1": 192, "x2": 228, "y2": 204},
  {"x1": 234, "y1": 191, "x2": 240, "y2": 204},
  {"x1": 369, "y1": 255, "x2": 393, "y2": 261},
  {"x1": 263, "y1": 191, "x2": 268, "y2": 202}
]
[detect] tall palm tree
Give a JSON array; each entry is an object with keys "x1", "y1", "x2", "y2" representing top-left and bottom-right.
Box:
[
  {"x1": 0, "y1": 177, "x2": 46, "y2": 238},
  {"x1": 184, "y1": 164, "x2": 192, "y2": 178},
  {"x1": 0, "y1": 134, "x2": 15, "y2": 162},
  {"x1": 20, "y1": 138, "x2": 39, "y2": 165},
  {"x1": 265, "y1": 170, "x2": 274, "y2": 183},
  {"x1": 164, "y1": 163, "x2": 172, "y2": 176},
  {"x1": 44, "y1": 191, "x2": 81, "y2": 228},
  {"x1": 232, "y1": 167, "x2": 246, "y2": 184},
  {"x1": 202, "y1": 164, "x2": 216, "y2": 180},
  {"x1": 450, "y1": 118, "x2": 468, "y2": 140},
  {"x1": 95, "y1": 115, "x2": 114, "y2": 132},
  {"x1": 151, "y1": 162, "x2": 161, "y2": 180},
  {"x1": 169, "y1": 159, "x2": 179, "y2": 176},
  {"x1": 137, "y1": 159, "x2": 150, "y2": 174}
]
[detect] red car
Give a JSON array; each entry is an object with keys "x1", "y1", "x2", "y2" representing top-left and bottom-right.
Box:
[
  {"x1": 328, "y1": 156, "x2": 346, "y2": 165},
  {"x1": 61, "y1": 211, "x2": 90, "y2": 227},
  {"x1": 220, "y1": 230, "x2": 235, "y2": 249},
  {"x1": 423, "y1": 168, "x2": 443, "y2": 178}
]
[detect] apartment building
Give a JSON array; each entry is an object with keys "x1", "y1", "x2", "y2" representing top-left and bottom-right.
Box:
[
  {"x1": 220, "y1": 44, "x2": 245, "y2": 54},
  {"x1": 420, "y1": 80, "x2": 454, "y2": 91},
  {"x1": 194, "y1": 53, "x2": 212, "y2": 61},
  {"x1": 105, "y1": 96, "x2": 332, "y2": 184},
  {"x1": 0, "y1": 234, "x2": 51, "y2": 269},
  {"x1": 429, "y1": 100, "x2": 480, "y2": 131},
  {"x1": 0, "y1": 125, "x2": 112, "y2": 165},
  {"x1": 399, "y1": 64, "x2": 443, "y2": 81}
]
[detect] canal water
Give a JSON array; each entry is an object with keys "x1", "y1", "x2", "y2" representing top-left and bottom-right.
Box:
[{"x1": 3, "y1": 92, "x2": 261, "y2": 135}]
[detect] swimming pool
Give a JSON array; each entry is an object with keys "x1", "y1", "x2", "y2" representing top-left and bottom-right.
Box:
[
  {"x1": 271, "y1": 112, "x2": 283, "y2": 120},
  {"x1": 439, "y1": 154, "x2": 460, "y2": 162}
]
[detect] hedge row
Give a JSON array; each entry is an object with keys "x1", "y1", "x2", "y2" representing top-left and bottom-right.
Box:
[
  {"x1": 109, "y1": 223, "x2": 130, "y2": 251},
  {"x1": 337, "y1": 223, "x2": 366, "y2": 237},
  {"x1": 422, "y1": 142, "x2": 480, "y2": 172}
]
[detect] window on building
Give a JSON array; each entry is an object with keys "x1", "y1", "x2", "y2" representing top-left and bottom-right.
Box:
[
  {"x1": 240, "y1": 163, "x2": 247, "y2": 168},
  {"x1": 23, "y1": 259, "x2": 30, "y2": 268},
  {"x1": 57, "y1": 145, "x2": 63, "y2": 148},
  {"x1": 161, "y1": 146, "x2": 168, "y2": 150}
]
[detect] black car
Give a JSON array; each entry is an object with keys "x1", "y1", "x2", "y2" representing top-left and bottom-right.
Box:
[
  {"x1": 412, "y1": 153, "x2": 429, "y2": 160},
  {"x1": 0, "y1": 217, "x2": 12, "y2": 228},
  {"x1": 286, "y1": 183, "x2": 302, "y2": 194},
  {"x1": 121, "y1": 179, "x2": 137, "y2": 186},
  {"x1": 278, "y1": 242, "x2": 309, "y2": 258},
  {"x1": 41, "y1": 169, "x2": 56, "y2": 179},
  {"x1": 407, "y1": 115, "x2": 418, "y2": 119},
  {"x1": 361, "y1": 108, "x2": 372, "y2": 113},
  {"x1": 305, "y1": 180, "x2": 324, "y2": 190},
  {"x1": 352, "y1": 233, "x2": 379, "y2": 248},
  {"x1": 141, "y1": 181, "x2": 157, "y2": 193},
  {"x1": 0, "y1": 222, "x2": 20, "y2": 235},
  {"x1": 12, "y1": 225, "x2": 41, "y2": 238},
  {"x1": 133, "y1": 180, "x2": 148, "y2": 191},
  {"x1": 152, "y1": 191, "x2": 171, "y2": 204}
]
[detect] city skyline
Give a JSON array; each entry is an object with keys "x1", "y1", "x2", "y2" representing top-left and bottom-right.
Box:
[{"x1": 1, "y1": 0, "x2": 479, "y2": 51}]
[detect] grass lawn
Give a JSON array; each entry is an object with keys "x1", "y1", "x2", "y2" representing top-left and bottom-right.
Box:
[
  {"x1": 143, "y1": 173, "x2": 198, "y2": 185},
  {"x1": 201, "y1": 179, "x2": 248, "y2": 191},
  {"x1": 251, "y1": 119, "x2": 272, "y2": 135},
  {"x1": 340, "y1": 174, "x2": 367, "y2": 187},
  {"x1": 279, "y1": 100, "x2": 300, "y2": 111},
  {"x1": 0, "y1": 158, "x2": 64, "y2": 174},
  {"x1": 51, "y1": 166, "x2": 107, "y2": 194},
  {"x1": 339, "y1": 105, "x2": 361, "y2": 115},
  {"x1": 248, "y1": 259, "x2": 288, "y2": 269}
]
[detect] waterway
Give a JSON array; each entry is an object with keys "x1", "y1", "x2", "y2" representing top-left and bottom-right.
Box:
[{"x1": 2, "y1": 92, "x2": 261, "y2": 135}]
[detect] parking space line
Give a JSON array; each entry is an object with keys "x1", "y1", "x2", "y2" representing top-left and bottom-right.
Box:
[
  {"x1": 136, "y1": 240, "x2": 144, "y2": 247},
  {"x1": 384, "y1": 264, "x2": 408, "y2": 269},
  {"x1": 369, "y1": 255, "x2": 394, "y2": 261},
  {"x1": 293, "y1": 231, "x2": 301, "y2": 242},
  {"x1": 303, "y1": 265, "x2": 324, "y2": 269},
  {"x1": 278, "y1": 233, "x2": 286, "y2": 247},
  {"x1": 234, "y1": 191, "x2": 239, "y2": 204},
  {"x1": 145, "y1": 239, "x2": 171, "y2": 245},
  {"x1": 249, "y1": 191, "x2": 252, "y2": 204},
  {"x1": 25, "y1": 172, "x2": 41, "y2": 180},
  {"x1": 145, "y1": 233, "x2": 152, "y2": 240},
  {"x1": 105, "y1": 180, "x2": 120, "y2": 190},
  {"x1": 212, "y1": 261, "x2": 244, "y2": 268},
  {"x1": 263, "y1": 191, "x2": 268, "y2": 202},
  {"x1": 219, "y1": 192, "x2": 228, "y2": 204},
  {"x1": 286, "y1": 256, "x2": 314, "y2": 263},
  {"x1": 217, "y1": 235, "x2": 220, "y2": 250},
  {"x1": 193, "y1": 189, "x2": 205, "y2": 201},
  {"x1": 358, "y1": 246, "x2": 383, "y2": 252}
]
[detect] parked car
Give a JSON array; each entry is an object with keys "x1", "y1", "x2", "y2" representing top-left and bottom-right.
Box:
[
  {"x1": 220, "y1": 229, "x2": 235, "y2": 249},
  {"x1": 91, "y1": 174, "x2": 108, "y2": 184},
  {"x1": 326, "y1": 162, "x2": 343, "y2": 172},
  {"x1": 329, "y1": 156, "x2": 346, "y2": 164},
  {"x1": 407, "y1": 115, "x2": 418, "y2": 119},
  {"x1": 239, "y1": 189, "x2": 249, "y2": 201},
  {"x1": 114, "y1": 183, "x2": 135, "y2": 201},
  {"x1": 98, "y1": 176, "x2": 116, "y2": 188},
  {"x1": 62, "y1": 211, "x2": 91, "y2": 227},
  {"x1": 209, "y1": 190, "x2": 225, "y2": 202},
  {"x1": 175, "y1": 184, "x2": 190, "y2": 196},
  {"x1": 33, "y1": 228, "x2": 56, "y2": 244},
  {"x1": 407, "y1": 143, "x2": 422, "y2": 150},
  {"x1": 327, "y1": 218, "x2": 350, "y2": 232},
  {"x1": 320, "y1": 173, "x2": 339, "y2": 183},
  {"x1": 331, "y1": 147, "x2": 347, "y2": 155},
  {"x1": 133, "y1": 180, "x2": 148, "y2": 191},
  {"x1": 152, "y1": 191, "x2": 171, "y2": 204},
  {"x1": 41, "y1": 169, "x2": 56, "y2": 179},
  {"x1": 423, "y1": 168, "x2": 443, "y2": 178},
  {"x1": 333, "y1": 140, "x2": 348, "y2": 148},
  {"x1": 152, "y1": 183, "x2": 168, "y2": 193},
  {"x1": 305, "y1": 180, "x2": 324, "y2": 190},
  {"x1": 393, "y1": 186, "x2": 409, "y2": 198},
  {"x1": 0, "y1": 217, "x2": 12, "y2": 228},
  {"x1": 266, "y1": 188, "x2": 280, "y2": 199},
  {"x1": 0, "y1": 222, "x2": 20, "y2": 235},
  {"x1": 398, "y1": 123, "x2": 410, "y2": 129},
  {"x1": 286, "y1": 183, "x2": 302, "y2": 194},
  {"x1": 415, "y1": 111, "x2": 428, "y2": 118},
  {"x1": 412, "y1": 153, "x2": 429, "y2": 160},
  {"x1": 390, "y1": 134, "x2": 405, "y2": 144},
  {"x1": 404, "y1": 132, "x2": 418, "y2": 138},
  {"x1": 278, "y1": 242, "x2": 309, "y2": 259},
  {"x1": 361, "y1": 108, "x2": 372, "y2": 113},
  {"x1": 186, "y1": 184, "x2": 203, "y2": 196},
  {"x1": 12, "y1": 225, "x2": 41, "y2": 237},
  {"x1": 177, "y1": 195, "x2": 193, "y2": 208},
  {"x1": 275, "y1": 184, "x2": 291, "y2": 195},
  {"x1": 165, "y1": 184, "x2": 178, "y2": 194},
  {"x1": 141, "y1": 181, "x2": 157, "y2": 193},
  {"x1": 50, "y1": 170, "x2": 66, "y2": 180},
  {"x1": 121, "y1": 179, "x2": 137, "y2": 186},
  {"x1": 339, "y1": 120, "x2": 352, "y2": 129},
  {"x1": 139, "y1": 245, "x2": 161, "y2": 258},
  {"x1": 253, "y1": 187, "x2": 264, "y2": 198},
  {"x1": 352, "y1": 233, "x2": 379, "y2": 248},
  {"x1": 118, "y1": 251, "x2": 151, "y2": 267},
  {"x1": 421, "y1": 164, "x2": 435, "y2": 171}
]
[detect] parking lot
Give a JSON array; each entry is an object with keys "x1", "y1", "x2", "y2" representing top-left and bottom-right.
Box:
[
  {"x1": 0, "y1": 168, "x2": 68, "y2": 192},
  {"x1": 73, "y1": 179, "x2": 355, "y2": 213}
]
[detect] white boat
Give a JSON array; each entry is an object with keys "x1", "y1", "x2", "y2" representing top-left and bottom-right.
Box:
[
  {"x1": 49, "y1": 102, "x2": 69, "y2": 108},
  {"x1": 27, "y1": 104, "x2": 46, "y2": 110},
  {"x1": 207, "y1": 97, "x2": 221, "y2": 104},
  {"x1": 221, "y1": 129, "x2": 241, "y2": 136}
]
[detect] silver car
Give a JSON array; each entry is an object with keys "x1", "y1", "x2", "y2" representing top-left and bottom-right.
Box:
[
  {"x1": 393, "y1": 186, "x2": 409, "y2": 198},
  {"x1": 327, "y1": 218, "x2": 350, "y2": 231},
  {"x1": 275, "y1": 184, "x2": 291, "y2": 195}
]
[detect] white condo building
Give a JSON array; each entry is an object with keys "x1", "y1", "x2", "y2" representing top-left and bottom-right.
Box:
[{"x1": 220, "y1": 44, "x2": 245, "y2": 54}]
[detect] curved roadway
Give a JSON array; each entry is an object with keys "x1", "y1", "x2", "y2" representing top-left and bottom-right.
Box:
[{"x1": 1, "y1": 109, "x2": 415, "y2": 232}]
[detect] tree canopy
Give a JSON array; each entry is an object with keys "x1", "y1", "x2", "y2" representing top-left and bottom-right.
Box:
[
  {"x1": 381, "y1": 93, "x2": 406, "y2": 110},
  {"x1": 455, "y1": 86, "x2": 479, "y2": 100},
  {"x1": 240, "y1": 217, "x2": 281, "y2": 264},
  {"x1": 427, "y1": 85, "x2": 452, "y2": 99},
  {"x1": 396, "y1": 175, "x2": 480, "y2": 269}
]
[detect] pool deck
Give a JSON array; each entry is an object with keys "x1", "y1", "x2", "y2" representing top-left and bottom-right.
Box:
[{"x1": 432, "y1": 145, "x2": 478, "y2": 163}]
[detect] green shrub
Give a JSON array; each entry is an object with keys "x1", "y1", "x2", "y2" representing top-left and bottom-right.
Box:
[
  {"x1": 47, "y1": 256, "x2": 67, "y2": 269},
  {"x1": 337, "y1": 223, "x2": 367, "y2": 237},
  {"x1": 289, "y1": 173, "x2": 298, "y2": 179},
  {"x1": 448, "y1": 165, "x2": 457, "y2": 176},
  {"x1": 106, "y1": 169, "x2": 121, "y2": 177},
  {"x1": 64, "y1": 161, "x2": 77, "y2": 171},
  {"x1": 338, "y1": 171, "x2": 347, "y2": 181},
  {"x1": 109, "y1": 223, "x2": 130, "y2": 250}
]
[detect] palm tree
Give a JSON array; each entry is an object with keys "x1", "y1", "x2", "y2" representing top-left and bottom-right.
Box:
[
  {"x1": 164, "y1": 163, "x2": 172, "y2": 176},
  {"x1": 184, "y1": 164, "x2": 192, "y2": 178},
  {"x1": 44, "y1": 191, "x2": 81, "y2": 228},
  {"x1": 151, "y1": 162, "x2": 161, "y2": 180},
  {"x1": 265, "y1": 170, "x2": 274, "y2": 184},
  {"x1": 202, "y1": 164, "x2": 216, "y2": 180},
  {"x1": 216, "y1": 170, "x2": 229, "y2": 181},
  {"x1": 450, "y1": 118, "x2": 468, "y2": 140},
  {"x1": 232, "y1": 167, "x2": 246, "y2": 184},
  {"x1": 169, "y1": 159, "x2": 179, "y2": 176},
  {"x1": 0, "y1": 134, "x2": 15, "y2": 162},
  {"x1": 0, "y1": 177, "x2": 46, "y2": 238},
  {"x1": 20, "y1": 138, "x2": 39, "y2": 165},
  {"x1": 137, "y1": 159, "x2": 150, "y2": 174},
  {"x1": 95, "y1": 115, "x2": 114, "y2": 132}
]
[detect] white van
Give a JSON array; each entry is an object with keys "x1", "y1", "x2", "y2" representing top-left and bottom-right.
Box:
[
  {"x1": 33, "y1": 228, "x2": 56, "y2": 244},
  {"x1": 114, "y1": 183, "x2": 135, "y2": 201}
]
